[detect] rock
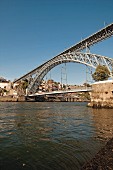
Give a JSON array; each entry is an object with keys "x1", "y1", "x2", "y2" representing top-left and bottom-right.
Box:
[{"x1": 81, "y1": 138, "x2": 113, "y2": 169}]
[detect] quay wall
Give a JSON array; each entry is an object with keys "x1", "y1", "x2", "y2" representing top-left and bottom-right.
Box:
[
  {"x1": 88, "y1": 80, "x2": 113, "y2": 108},
  {"x1": 0, "y1": 96, "x2": 26, "y2": 102}
]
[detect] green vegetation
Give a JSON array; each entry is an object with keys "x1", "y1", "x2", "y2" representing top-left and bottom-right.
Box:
[
  {"x1": 92, "y1": 65, "x2": 110, "y2": 81},
  {"x1": 21, "y1": 80, "x2": 28, "y2": 90}
]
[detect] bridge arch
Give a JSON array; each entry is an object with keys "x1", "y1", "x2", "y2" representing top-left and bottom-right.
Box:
[
  {"x1": 21, "y1": 52, "x2": 113, "y2": 94},
  {"x1": 13, "y1": 23, "x2": 113, "y2": 94}
]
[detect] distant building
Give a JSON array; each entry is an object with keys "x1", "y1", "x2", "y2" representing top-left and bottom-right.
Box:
[{"x1": 0, "y1": 77, "x2": 11, "y2": 91}]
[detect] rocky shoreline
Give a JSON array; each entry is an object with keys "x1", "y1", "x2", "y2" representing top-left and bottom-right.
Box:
[
  {"x1": 88, "y1": 101, "x2": 113, "y2": 109},
  {"x1": 82, "y1": 138, "x2": 113, "y2": 169}
]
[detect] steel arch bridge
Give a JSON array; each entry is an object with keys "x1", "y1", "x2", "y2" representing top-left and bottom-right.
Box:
[
  {"x1": 14, "y1": 23, "x2": 113, "y2": 94},
  {"x1": 15, "y1": 52, "x2": 113, "y2": 94}
]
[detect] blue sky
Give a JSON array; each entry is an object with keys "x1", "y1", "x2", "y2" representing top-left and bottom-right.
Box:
[{"x1": 0, "y1": 0, "x2": 113, "y2": 85}]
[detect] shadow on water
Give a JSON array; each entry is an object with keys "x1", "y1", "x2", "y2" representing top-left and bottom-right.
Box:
[{"x1": 0, "y1": 102, "x2": 113, "y2": 169}]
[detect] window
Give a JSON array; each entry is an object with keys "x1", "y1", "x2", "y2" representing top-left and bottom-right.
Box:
[{"x1": 105, "y1": 92, "x2": 108, "y2": 94}]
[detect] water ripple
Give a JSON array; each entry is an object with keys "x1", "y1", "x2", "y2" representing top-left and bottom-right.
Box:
[{"x1": 0, "y1": 102, "x2": 113, "y2": 169}]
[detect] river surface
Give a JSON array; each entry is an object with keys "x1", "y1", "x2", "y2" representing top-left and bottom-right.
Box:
[{"x1": 0, "y1": 102, "x2": 113, "y2": 170}]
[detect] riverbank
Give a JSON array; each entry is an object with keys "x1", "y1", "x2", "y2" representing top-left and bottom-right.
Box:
[
  {"x1": 0, "y1": 96, "x2": 25, "y2": 102},
  {"x1": 0, "y1": 96, "x2": 89, "y2": 102},
  {"x1": 82, "y1": 138, "x2": 113, "y2": 169}
]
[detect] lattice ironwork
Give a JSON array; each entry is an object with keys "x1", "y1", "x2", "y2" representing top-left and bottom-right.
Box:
[
  {"x1": 13, "y1": 23, "x2": 113, "y2": 94},
  {"x1": 60, "y1": 23, "x2": 113, "y2": 53},
  {"x1": 14, "y1": 52, "x2": 113, "y2": 94}
]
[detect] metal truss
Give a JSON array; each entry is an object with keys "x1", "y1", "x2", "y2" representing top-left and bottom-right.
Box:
[
  {"x1": 14, "y1": 23, "x2": 113, "y2": 94},
  {"x1": 14, "y1": 52, "x2": 113, "y2": 94},
  {"x1": 60, "y1": 23, "x2": 113, "y2": 54}
]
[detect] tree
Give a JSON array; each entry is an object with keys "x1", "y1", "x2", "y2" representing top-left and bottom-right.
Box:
[
  {"x1": 22, "y1": 80, "x2": 28, "y2": 90},
  {"x1": 92, "y1": 65, "x2": 110, "y2": 81}
]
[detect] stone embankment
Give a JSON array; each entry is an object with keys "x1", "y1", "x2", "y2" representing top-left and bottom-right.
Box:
[
  {"x1": 82, "y1": 138, "x2": 113, "y2": 169},
  {"x1": 88, "y1": 80, "x2": 113, "y2": 108},
  {"x1": 0, "y1": 96, "x2": 25, "y2": 102}
]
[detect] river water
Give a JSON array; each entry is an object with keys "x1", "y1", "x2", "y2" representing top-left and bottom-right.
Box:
[{"x1": 0, "y1": 102, "x2": 113, "y2": 170}]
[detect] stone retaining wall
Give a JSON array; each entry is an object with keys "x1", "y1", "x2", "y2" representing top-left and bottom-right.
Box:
[
  {"x1": 0, "y1": 96, "x2": 26, "y2": 102},
  {"x1": 88, "y1": 80, "x2": 113, "y2": 108}
]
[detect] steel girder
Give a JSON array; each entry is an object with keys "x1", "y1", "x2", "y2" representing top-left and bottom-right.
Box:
[
  {"x1": 14, "y1": 23, "x2": 113, "y2": 84},
  {"x1": 13, "y1": 23, "x2": 113, "y2": 94},
  {"x1": 60, "y1": 23, "x2": 113, "y2": 54},
  {"x1": 15, "y1": 52, "x2": 113, "y2": 94}
]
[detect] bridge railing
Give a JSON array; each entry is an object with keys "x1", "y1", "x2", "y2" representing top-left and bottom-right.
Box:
[{"x1": 28, "y1": 86, "x2": 92, "y2": 96}]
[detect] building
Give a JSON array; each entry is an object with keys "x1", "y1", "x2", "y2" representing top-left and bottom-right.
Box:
[{"x1": 0, "y1": 77, "x2": 11, "y2": 91}]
